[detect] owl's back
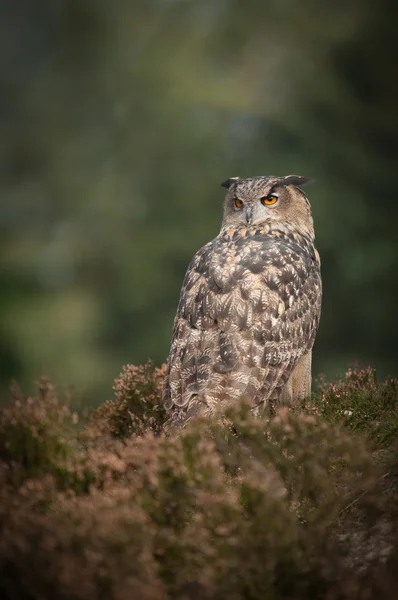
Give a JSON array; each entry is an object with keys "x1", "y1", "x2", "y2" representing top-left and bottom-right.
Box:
[{"x1": 163, "y1": 222, "x2": 321, "y2": 427}]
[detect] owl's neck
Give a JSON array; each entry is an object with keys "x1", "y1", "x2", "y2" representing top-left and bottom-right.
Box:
[{"x1": 220, "y1": 220, "x2": 315, "y2": 245}]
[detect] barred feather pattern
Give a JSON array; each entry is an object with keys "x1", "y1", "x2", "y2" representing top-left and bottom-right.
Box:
[{"x1": 163, "y1": 221, "x2": 322, "y2": 428}]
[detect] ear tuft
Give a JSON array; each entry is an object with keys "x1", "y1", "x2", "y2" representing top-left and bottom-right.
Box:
[
  {"x1": 282, "y1": 175, "x2": 314, "y2": 187},
  {"x1": 221, "y1": 177, "x2": 240, "y2": 189}
]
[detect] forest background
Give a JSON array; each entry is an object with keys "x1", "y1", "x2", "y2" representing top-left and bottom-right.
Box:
[{"x1": 1, "y1": 0, "x2": 397, "y2": 407}]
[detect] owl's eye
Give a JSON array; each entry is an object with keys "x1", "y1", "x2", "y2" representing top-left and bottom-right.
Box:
[
  {"x1": 261, "y1": 195, "x2": 278, "y2": 206},
  {"x1": 234, "y1": 198, "x2": 244, "y2": 209}
]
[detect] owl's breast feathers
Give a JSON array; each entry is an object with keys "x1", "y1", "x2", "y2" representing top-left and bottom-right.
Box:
[{"x1": 163, "y1": 224, "x2": 322, "y2": 420}]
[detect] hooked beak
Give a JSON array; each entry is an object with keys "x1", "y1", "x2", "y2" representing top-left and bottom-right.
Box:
[{"x1": 245, "y1": 205, "x2": 253, "y2": 225}]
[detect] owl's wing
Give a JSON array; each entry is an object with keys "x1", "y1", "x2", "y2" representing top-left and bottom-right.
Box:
[{"x1": 162, "y1": 233, "x2": 322, "y2": 419}]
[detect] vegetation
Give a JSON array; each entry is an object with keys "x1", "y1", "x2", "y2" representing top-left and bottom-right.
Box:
[{"x1": 0, "y1": 364, "x2": 397, "y2": 600}]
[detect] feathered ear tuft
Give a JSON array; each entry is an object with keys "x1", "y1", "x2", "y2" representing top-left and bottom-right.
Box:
[
  {"x1": 220, "y1": 177, "x2": 240, "y2": 189},
  {"x1": 282, "y1": 175, "x2": 314, "y2": 187}
]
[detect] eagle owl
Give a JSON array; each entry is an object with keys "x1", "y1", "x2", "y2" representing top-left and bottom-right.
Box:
[{"x1": 163, "y1": 175, "x2": 322, "y2": 428}]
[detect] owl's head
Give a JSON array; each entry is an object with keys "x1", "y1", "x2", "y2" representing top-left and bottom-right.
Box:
[{"x1": 220, "y1": 175, "x2": 315, "y2": 238}]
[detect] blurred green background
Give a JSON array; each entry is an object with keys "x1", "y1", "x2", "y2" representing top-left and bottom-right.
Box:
[{"x1": 1, "y1": 0, "x2": 397, "y2": 407}]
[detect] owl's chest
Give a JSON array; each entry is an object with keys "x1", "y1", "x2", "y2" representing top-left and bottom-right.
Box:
[
  {"x1": 199, "y1": 233, "x2": 316, "y2": 303},
  {"x1": 204, "y1": 238, "x2": 267, "y2": 294}
]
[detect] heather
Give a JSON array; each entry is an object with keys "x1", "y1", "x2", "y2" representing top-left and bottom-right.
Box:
[{"x1": 0, "y1": 364, "x2": 397, "y2": 600}]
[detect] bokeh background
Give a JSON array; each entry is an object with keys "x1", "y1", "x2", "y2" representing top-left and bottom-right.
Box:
[{"x1": 1, "y1": 0, "x2": 397, "y2": 407}]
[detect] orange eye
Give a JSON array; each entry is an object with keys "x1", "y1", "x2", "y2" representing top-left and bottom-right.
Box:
[
  {"x1": 261, "y1": 195, "x2": 278, "y2": 206},
  {"x1": 234, "y1": 198, "x2": 244, "y2": 209}
]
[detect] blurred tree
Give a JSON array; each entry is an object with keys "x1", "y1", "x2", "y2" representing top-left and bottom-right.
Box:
[{"x1": 0, "y1": 0, "x2": 397, "y2": 405}]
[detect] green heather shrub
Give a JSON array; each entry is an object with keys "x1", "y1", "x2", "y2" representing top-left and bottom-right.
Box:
[
  {"x1": 313, "y1": 366, "x2": 398, "y2": 522},
  {"x1": 314, "y1": 366, "x2": 398, "y2": 449},
  {"x1": 0, "y1": 378, "x2": 78, "y2": 487},
  {"x1": 0, "y1": 365, "x2": 397, "y2": 600}
]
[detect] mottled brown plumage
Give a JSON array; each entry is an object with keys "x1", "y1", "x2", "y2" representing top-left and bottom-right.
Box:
[{"x1": 163, "y1": 175, "x2": 322, "y2": 428}]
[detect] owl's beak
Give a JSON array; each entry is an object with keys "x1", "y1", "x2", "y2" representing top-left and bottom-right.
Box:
[{"x1": 245, "y1": 205, "x2": 253, "y2": 225}]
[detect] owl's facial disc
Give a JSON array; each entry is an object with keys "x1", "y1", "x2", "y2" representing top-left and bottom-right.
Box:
[{"x1": 221, "y1": 175, "x2": 314, "y2": 238}]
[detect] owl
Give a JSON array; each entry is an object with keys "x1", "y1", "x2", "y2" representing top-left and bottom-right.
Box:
[{"x1": 162, "y1": 175, "x2": 322, "y2": 428}]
